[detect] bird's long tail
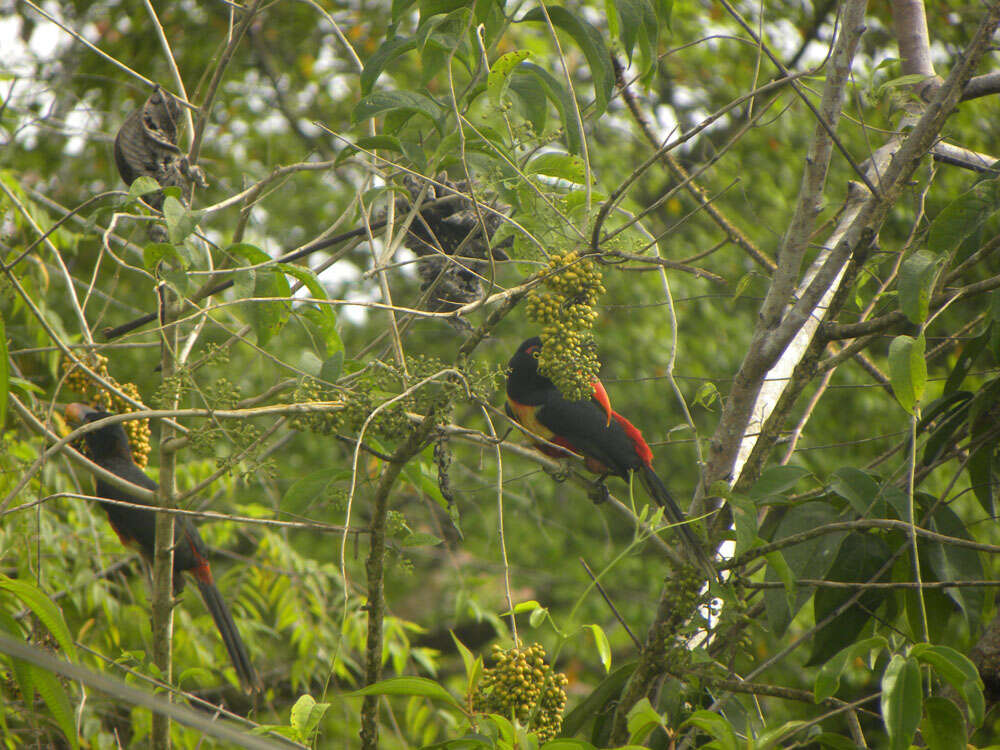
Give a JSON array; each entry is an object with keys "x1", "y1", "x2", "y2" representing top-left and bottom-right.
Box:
[
  {"x1": 193, "y1": 571, "x2": 259, "y2": 693},
  {"x1": 638, "y1": 465, "x2": 717, "y2": 580}
]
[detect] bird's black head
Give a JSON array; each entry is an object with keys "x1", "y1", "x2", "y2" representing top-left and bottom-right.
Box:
[
  {"x1": 65, "y1": 403, "x2": 133, "y2": 462},
  {"x1": 506, "y1": 337, "x2": 555, "y2": 403}
]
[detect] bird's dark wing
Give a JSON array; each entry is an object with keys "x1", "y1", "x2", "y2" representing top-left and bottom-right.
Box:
[
  {"x1": 533, "y1": 395, "x2": 643, "y2": 478},
  {"x1": 95, "y1": 456, "x2": 160, "y2": 555},
  {"x1": 94, "y1": 458, "x2": 210, "y2": 588}
]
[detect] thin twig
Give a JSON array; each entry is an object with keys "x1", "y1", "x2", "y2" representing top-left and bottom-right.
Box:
[{"x1": 579, "y1": 558, "x2": 641, "y2": 648}]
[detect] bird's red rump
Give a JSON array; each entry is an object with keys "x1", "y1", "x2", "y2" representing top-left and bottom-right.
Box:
[
  {"x1": 190, "y1": 558, "x2": 214, "y2": 585},
  {"x1": 612, "y1": 412, "x2": 653, "y2": 465}
]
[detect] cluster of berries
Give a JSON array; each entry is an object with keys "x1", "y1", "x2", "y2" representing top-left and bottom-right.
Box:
[
  {"x1": 525, "y1": 250, "x2": 605, "y2": 401},
  {"x1": 470, "y1": 642, "x2": 569, "y2": 742},
  {"x1": 62, "y1": 353, "x2": 151, "y2": 467}
]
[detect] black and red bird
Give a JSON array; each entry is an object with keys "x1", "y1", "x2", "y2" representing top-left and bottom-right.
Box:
[
  {"x1": 65, "y1": 403, "x2": 259, "y2": 693},
  {"x1": 505, "y1": 338, "x2": 713, "y2": 572}
]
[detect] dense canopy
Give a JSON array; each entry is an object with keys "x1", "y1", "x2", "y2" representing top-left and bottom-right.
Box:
[{"x1": 3, "y1": 0, "x2": 1000, "y2": 747}]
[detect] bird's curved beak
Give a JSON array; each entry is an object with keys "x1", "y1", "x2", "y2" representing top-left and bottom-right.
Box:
[
  {"x1": 591, "y1": 379, "x2": 613, "y2": 427},
  {"x1": 65, "y1": 402, "x2": 97, "y2": 425}
]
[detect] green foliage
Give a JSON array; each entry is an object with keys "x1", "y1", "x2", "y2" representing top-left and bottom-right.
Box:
[{"x1": 4, "y1": 0, "x2": 1000, "y2": 745}]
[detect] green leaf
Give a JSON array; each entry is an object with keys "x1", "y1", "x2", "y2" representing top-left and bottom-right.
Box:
[
  {"x1": 910, "y1": 643, "x2": 984, "y2": 727},
  {"x1": 176, "y1": 666, "x2": 216, "y2": 686},
  {"x1": 507, "y1": 73, "x2": 549, "y2": 134},
  {"x1": 968, "y1": 440, "x2": 995, "y2": 517},
  {"x1": 0, "y1": 576, "x2": 76, "y2": 660},
  {"x1": 392, "y1": 0, "x2": 419, "y2": 22},
  {"x1": 529, "y1": 604, "x2": 548, "y2": 628},
  {"x1": 813, "y1": 636, "x2": 887, "y2": 702},
  {"x1": 277, "y1": 262, "x2": 342, "y2": 355},
  {"x1": 927, "y1": 177, "x2": 1000, "y2": 255},
  {"x1": 655, "y1": 0, "x2": 672, "y2": 29},
  {"x1": 0, "y1": 611, "x2": 35, "y2": 707},
  {"x1": 927, "y1": 503, "x2": 984, "y2": 625},
  {"x1": 888, "y1": 334, "x2": 927, "y2": 414},
  {"x1": 748, "y1": 465, "x2": 811, "y2": 500},
  {"x1": 362, "y1": 37, "x2": 418, "y2": 95},
  {"x1": 876, "y1": 73, "x2": 932, "y2": 96},
  {"x1": 682, "y1": 710, "x2": 738, "y2": 750},
  {"x1": 898, "y1": 250, "x2": 938, "y2": 324},
  {"x1": 162, "y1": 195, "x2": 198, "y2": 245},
  {"x1": 829, "y1": 467, "x2": 882, "y2": 517},
  {"x1": 228, "y1": 244, "x2": 291, "y2": 347},
  {"x1": 353, "y1": 91, "x2": 443, "y2": 128},
  {"x1": 26, "y1": 663, "x2": 79, "y2": 749},
  {"x1": 943, "y1": 325, "x2": 990, "y2": 394},
  {"x1": 812, "y1": 733, "x2": 866, "y2": 750},
  {"x1": 487, "y1": 713, "x2": 516, "y2": 744},
  {"x1": 400, "y1": 531, "x2": 444, "y2": 547},
  {"x1": 608, "y1": 0, "x2": 658, "y2": 69},
  {"x1": 764, "y1": 550, "x2": 795, "y2": 614},
  {"x1": 450, "y1": 631, "x2": 482, "y2": 698},
  {"x1": 127, "y1": 175, "x2": 161, "y2": 200},
  {"x1": 526, "y1": 152, "x2": 588, "y2": 184},
  {"x1": 809, "y1": 534, "x2": 890, "y2": 665},
  {"x1": 348, "y1": 676, "x2": 463, "y2": 710},
  {"x1": 335, "y1": 135, "x2": 407, "y2": 167},
  {"x1": 919, "y1": 696, "x2": 966, "y2": 750},
  {"x1": 586, "y1": 624, "x2": 611, "y2": 672},
  {"x1": 0, "y1": 316, "x2": 7, "y2": 430},
  {"x1": 419, "y1": 0, "x2": 469, "y2": 20},
  {"x1": 515, "y1": 63, "x2": 582, "y2": 154},
  {"x1": 518, "y1": 7, "x2": 614, "y2": 114},
  {"x1": 488, "y1": 49, "x2": 532, "y2": 107},
  {"x1": 760, "y1": 500, "x2": 846, "y2": 634},
  {"x1": 401, "y1": 450, "x2": 448, "y2": 509},
  {"x1": 625, "y1": 698, "x2": 663, "y2": 745},
  {"x1": 143, "y1": 242, "x2": 187, "y2": 272},
  {"x1": 508, "y1": 600, "x2": 542, "y2": 615},
  {"x1": 881, "y1": 654, "x2": 922, "y2": 750},
  {"x1": 920, "y1": 392, "x2": 973, "y2": 466},
  {"x1": 319, "y1": 350, "x2": 344, "y2": 383},
  {"x1": 561, "y1": 662, "x2": 636, "y2": 738},
  {"x1": 290, "y1": 694, "x2": 330, "y2": 743},
  {"x1": 752, "y1": 720, "x2": 810, "y2": 750},
  {"x1": 282, "y1": 469, "x2": 351, "y2": 510}
]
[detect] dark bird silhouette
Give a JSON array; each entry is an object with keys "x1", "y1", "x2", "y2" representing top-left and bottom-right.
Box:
[
  {"x1": 394, "y1": 174, "x2": 511, "y2": 325},
  {"x1": 505, "y1": 337, "x2": 714, "y2": 574},
  {"x1": 65, "y1": 403, "x2": 259, "y2": 692}
]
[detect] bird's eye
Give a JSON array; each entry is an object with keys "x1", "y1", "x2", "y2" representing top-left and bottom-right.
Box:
[{"x1": 527, "y1": 346, "x2": 540, "y2": 358}]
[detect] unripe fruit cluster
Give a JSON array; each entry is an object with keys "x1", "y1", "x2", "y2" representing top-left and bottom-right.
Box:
[
  {"x1": 470, "y1": 642, "x2": 569, "y2": 742},
  {"x1": 525, "y1": 250, "x2": 605, "y2": 401},
  {"x1": 62, "y1": 354, "x2": 152, "y2": 468}
]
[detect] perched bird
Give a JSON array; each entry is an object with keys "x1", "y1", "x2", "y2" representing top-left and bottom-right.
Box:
[
  {"x1": 505, "y1": 338, "x2": 714, "y2": 574},
  {"x1": 65, "y1": 403, "x2": 259, "y2": 693},
  {"x1": 394, "y1": 174, "x2": 511, "y2": 322},
  {"x1": 114, "y1": 85, "x2": 205, "y2": 212}
]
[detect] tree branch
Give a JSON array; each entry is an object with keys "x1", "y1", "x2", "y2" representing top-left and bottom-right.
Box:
[
  {"x1": 360, "y1": 416, "x2": 440, "y2": 750},
  {"x1": 151, "y1": 286, "x2": 178, "y2": 750},
  {"x1": 702, "y1": 1, "x2": 1000, "y2": 494}
]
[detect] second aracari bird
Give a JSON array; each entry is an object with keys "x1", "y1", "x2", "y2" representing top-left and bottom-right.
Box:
[
  {"x1": 65, "y1": 403, "x2": 259, "y2": 693},
  {"x1": 505, "y1": 338, "x2": 714, "y2": 574}
]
